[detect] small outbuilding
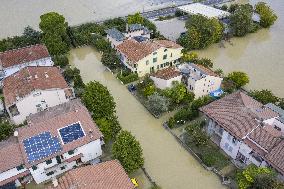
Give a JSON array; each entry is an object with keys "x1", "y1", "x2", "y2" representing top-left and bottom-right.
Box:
[
  {"x1": 177, "y1": 3, "x2": 230, "y2": 19},
  {"x1": 150, "y1": 67, "x2": 182, "y2": 89}
]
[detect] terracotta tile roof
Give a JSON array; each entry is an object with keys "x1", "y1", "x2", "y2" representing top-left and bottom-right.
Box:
[
  {"x1": 248, "y1": 125, "x2": 282, "y2": 151},
  {"x1": 116, "y1": 39, "x2": 182, "y2": 64},
  {"x1": 17, "y1": 99, "x2": 102, "y2": 168},
  {"x1": 243, "y1": 138, "x2": 267, "y2": 156},
  {"x1": 200, "y1": 91, "x2": 278, "y2": 139},
  {"x1": 48, "y1": 160, "x2": 134, "y2": 189},
  {"x1": 0, "y1": 44, "x2": 50, "y2": 68},
  {"x1": 0, "y1": 137, "x2": 24, "y2": 173},
  {"x1": 193, "y1": 64, "x2": 218, "y2": 77},
  {"x1": 151, "y1": 67, "x2": 181, "y2": 80},
  {"x1": 265, "y1": 140, "x2": 284, "y2": 174},
  {"x1": 3, "y1": 66, "x2": 70, "y2": 106}
]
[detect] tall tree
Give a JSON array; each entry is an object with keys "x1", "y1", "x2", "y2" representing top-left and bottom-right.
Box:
[
  {"x1": 255, "y1": 2, "x2": 278, "y2": 28},
  {"x1": 229, "y1": 4, "x2": 254, "y2": 36},
  {"x1": 227, "y1": 71, "x2": 249, "y2": 88},
  {"x1": 82, "y1": 81, "x2": 116, "y2": 120},
  {"x1": 0, "y1": 120, "x2": 14, "y2": 141},
  {"x1": 39, "y1": 12, "x2": 70, "y2": 55},
  {"x1": 249, "y1": 89, "x2": 279, "y2": 105},
  {"x1": 146, "y1": 92, "x2": 170, "y2": 115},
  {"x1": 127, "y1": 13, "x2": 144, "y2": 24},
  {"x1": 95, "y1": 116, "x2": 121, "y2": 142},
  {"x1": 112, "y1": 130, "x2": 144, "y2": 173}
]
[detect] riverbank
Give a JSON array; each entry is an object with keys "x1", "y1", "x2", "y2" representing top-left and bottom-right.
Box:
[{"x1": 69, "y1": 46, "x2": 227, "y2": 189}]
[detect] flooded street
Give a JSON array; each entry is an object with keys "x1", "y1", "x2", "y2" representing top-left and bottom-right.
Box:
[
  {"x1": 69, "y1": 46, "x2": 226, "y2": 189},
  {"x1": 197, "y1": 0, "x2": 284, "y2": 98}
]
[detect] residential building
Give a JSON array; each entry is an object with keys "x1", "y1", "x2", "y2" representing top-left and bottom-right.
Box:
[
  {"x1": 116, "y1": 39, "x2": 183, "y2": 77},
  {"x1": 200, "y1": 91, "x2": 284, "y2": 177},
  {"x1": 179, "y1": 63, "x2": 223, "y2": 98},
  {"x1": 0, "y1": 44, "x2": 53, "y2": 80},
  {"x1": 3, "y1": 66, "x2": 74, "y2": 125},
  {"x1": 48, "y1": 160, "x2": 134, "y2": 189},
  {"x1": 150, "y1": 67, "x2": 182, "y2": 89},
  {"x1": 106, "y1": 24, "x2": 150, "y2": 48},
  {"x1": 0, "y1": 100, "x2": 103, "y2": 187}
]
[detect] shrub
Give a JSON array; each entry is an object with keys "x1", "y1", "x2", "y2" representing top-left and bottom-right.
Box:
[
  {"x1": 201, "y1": 153, "x2": 217, "y2": 167},
  {"x1": 168, "y1": 117, "x2": 175, "y2": 129},
  {"x1": 117, "y1": 70, "x2": 138, "y2": 84},
  {"x1": 52, "y1": 55, "x2": 69, "y2": 68},
  {"x1": 146, "y1": 93, "x2": 170, "y2": 116}
]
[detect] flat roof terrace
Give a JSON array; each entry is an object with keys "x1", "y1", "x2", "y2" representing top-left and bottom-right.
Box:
[{"x1": 177, "y1": 3, "x2": 230, "y2": 19}]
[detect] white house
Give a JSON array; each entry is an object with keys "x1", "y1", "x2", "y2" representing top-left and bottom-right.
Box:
[
  {"x1": 48, "y1": 160, "x2": 134, "y2": 189},
  {"x1": 200, "y1": 91, "x2": 284, "y2": 176},
  {"x1": 0, "y1": 99, "x2": 103, "y2": 187},
  {"x1": 106, "y1": 24, "x2": 150, "y2": 49},
  {"x1": 179, "y1": 63, "x2": 223, "y2": 98},
  {"x1": 116, "y1": 39, "x2": 183, "y2": 77},
  {"x1": 0, "y1": 44, "x2": 53, "y2": 80},
  {"x1": 150, "y1": 67, "x2": 182, "y2": 89},
  {"x1": 3, "y1": 66, "x2": 74, "y2": 125}
]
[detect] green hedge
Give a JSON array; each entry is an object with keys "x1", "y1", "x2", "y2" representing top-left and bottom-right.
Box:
[{"x1": 117, "y1": 71, "x2": 138, "y2": 84}]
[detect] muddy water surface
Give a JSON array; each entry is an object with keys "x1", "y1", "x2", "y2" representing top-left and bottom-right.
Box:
[{"x1": 69, "y1": 46, "x2": 226, "y2": 189}]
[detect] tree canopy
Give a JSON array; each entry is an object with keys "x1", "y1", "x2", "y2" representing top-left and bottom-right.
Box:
[
  {"x1": 82, "y1": 81, "x2": 116, "y2": 120},
  {"x1": 146, "y1": 92, "x2": 170, "y2": 115},
  {"x1": 229, "y1": 4, "x2": 254, "y2": 36},
  {"x1": 112, "y1": 130, "x2": 144, "y2": 173},
  {"x1": 249, "y1": 89, "x2": 279, "y2": 105},
  {"x1": 255, "y1": 2, "x2": 278, "y2": 28},
  {"x1": 95, "y1": 116, "x2": 121, "y2": 143},
  {"x1": 177, "y1": 15, "x2": 224, "y2": 50},
  {"x1": 127, "y1": 13, "x2": 144, "y2": 24},
  {"x1": 0, "y1": 120, "x2": 14, "y2": 141},
  {"x1": 227, "y1": 71, "x2": 249, "y2": 88},
  {"x1": 39, "y1": 12, "x2": 70, "y2": 55}
]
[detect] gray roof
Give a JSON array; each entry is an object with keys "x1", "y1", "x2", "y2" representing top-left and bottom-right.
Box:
[
  {"x1": 106, "y1": 28, "x2": 125, "y2": 41},
  {"x1": 128, "y1": 24, "x2": 150, "y2": 34},
  {"x1": 265, "y1": 103, "x2": 284, "y2": 116}
]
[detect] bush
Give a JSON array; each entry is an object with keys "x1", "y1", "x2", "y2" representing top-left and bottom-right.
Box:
[
  {"x1": 146, "y1": 92, "x2": 170, "y2": 116},
  {"x1": 185, "y1": 122, "x2": 208, "y2": 146},
  {"x1": 117, "y1": 70, "x2": 138, "y2": 84},
  {"x1": 227, "y1": 71, "x2": 249, "y2": 88},
  {"x1": 52, "y1": 55, "x2": 69, "y2": 68},
  {"x1": 168, "y1": 117, "x2": 175, "y2": 129},
  {"x1": 201, "y1": 153, "x2": 217, "y2": 167},
  {"x1": 0, "y1": 120, "x2": 15, "y2": 141},
  {"x1": 174, "y1": 107, "x2": 192, "y2": 122}
]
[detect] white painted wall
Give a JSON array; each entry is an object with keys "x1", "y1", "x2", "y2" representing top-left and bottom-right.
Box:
[
  {"x1": 106, "y1": 35, "x2": 123, "y2": 49},
  {"x1": 264, "y1": 118, "x2": 284, "y2": 134},
  {"x1": 187, "y1": 75, "x2": 222, "y2": 98},
  {"x1": 150, "y1": 75, "x2": 182, "y2": 90},
  {"x1": 7, "y1": 89, "x2": 72, "y2": 125},
  {"x1": 220, "y1": 130, "x2": 241, "y2": 159},
  {"x1": 2, "y1": 57, "x2": 53, "y2": 79},
  {"x1": 0, "y1": 167, "x2": 28, "y2": 183},
  {"x1": 31, "y1": 139, "x2": 102, "y2": 184},
  {"x1": 124, "y1": 30, "x2": 150, "y2": 39}
]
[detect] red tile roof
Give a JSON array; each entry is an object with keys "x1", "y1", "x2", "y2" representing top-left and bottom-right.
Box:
[
  {"x1": 0, "y1": 170, "x2": 30, "y2": 186},
  {"x1": 0, "y1": 137, "x2": 24, "y2": 173},
  {"x1": 116, "y1": 39, "x2": 182, "y2": 64},
  {"x1": 200, "y1": 91, "x2": 278, "y2": 139},
  {"x1": 47, "y1": 160, "x2": 135, "y2": 189},
  {"x1": 265, "y1": 140, "x2": 284, "y2": 174},
  {"x1": 151, "y1": 67, "x2": 181, "y2": 80},
  {"x1": 3, "y1": 66, "x2": 70, "y2": 106},
  {"x1": 193, "y1": 64, "x2": 218, "y2": 77},
  {"x1": 0, "y1": 44, "x2": 50, "y2": 68},
  {"x1": 17, "y1": 99, "x2": 102, "y2": 168}
]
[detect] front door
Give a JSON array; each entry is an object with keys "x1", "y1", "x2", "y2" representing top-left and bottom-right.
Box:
[{"x1": 150, "y1": 66, "x2": 154, "y2": 73}]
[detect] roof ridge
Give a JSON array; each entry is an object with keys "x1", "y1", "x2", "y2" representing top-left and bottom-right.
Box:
[{"x1": 0, "y1": 44, "x2": 44, "y2": 55}]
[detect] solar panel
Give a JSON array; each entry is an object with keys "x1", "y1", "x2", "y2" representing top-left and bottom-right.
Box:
[
  {"x1": 23, "y1": 132, "x2": 62, "y2": 163},
  {"x1": 59, "y1": 122, "x2": 85, "y2": 144}
]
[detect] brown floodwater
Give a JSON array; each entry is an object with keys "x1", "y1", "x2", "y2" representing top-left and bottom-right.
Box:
[
  {"x1": 69, "y1": 46, "x2": 226, "y2": 189},
  {"x1": 196, "y1": 0, "x2": 284, "y2": 98}
]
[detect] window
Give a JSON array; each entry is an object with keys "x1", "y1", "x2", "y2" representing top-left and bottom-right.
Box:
[
  {"x1": 16, "y1": 164, "x2": 24, "y2": 171},
  {"x1": 160, "y1": 64, "x2": 164, "y2": 68},
  {"x1": 274, "y1": 126, "x2": 281, "y2": 131},
  {"x1": 46, "y1": 159, "x2": 52, "y2": 165},
  {"x1": 153, "y1": 58, "x2": 157, "y2": 63},
  {"x1": 224, "y1": 143, "x2": 229, "y2": 149},
  {"x1": 146, "y1": 60, "x2": 149, "y2": 65},
  {"x1": 164, "y1": 49, "x2": 168, "y2": 52},
  {"x1": 170, "y1": 53, "x2": 172, "y2": 57},
  {"x1": 228, "y1": 146, "x2": 233, "y2": 152},
  {"x1": 9, "y1": 104, "x2": 20, "y2": 116},
  {"x1": 153, "y1": 52, "x2": 157, "y2": 55},
  {"x1": 32, "y1": 165, "x2": 37, "y2": 171},
  {"x1": 157, "y1": 65, "x2": 159, "y2": 69},
  {"x1": 165, "y1": 62, "x2": 169, "y2": 66},
  {"x1": 227, "y1": 134, "x2": 231, "y2": 140},
  {"x1": 46, "y1": 171, "x2": 54, "y2": 176},
  {"x1": 60, "y1": 166, "x2": 66, "y2": 170},
  {"x1": 33, "y1": 91, "x2": 41, "y2": 96},
  {"x1": 163, "y1": 54, "x2": 167, "y2": 60},
  {"x1": 68, "y1": 150, "x2": 75, "y2": 155}
]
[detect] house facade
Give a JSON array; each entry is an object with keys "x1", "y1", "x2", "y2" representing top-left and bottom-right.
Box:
[
  {"x1": 179, "y1": 63, "x2": 223, "y2": 98},
  {"x1": 0, "y1": 44, "x2": 53, "y2": 80},
  {"x1": 116, "y1": 39, "x2": 183, "y2": 77},
  {"x1": 3, "y1": 66, "x2": 74, "y2": 125},
  {"x1": 150, "y1": 67, "x2": 182, "y2": 89},
  {"x1": 200, "y1": 91, "x2": 284, "y2": 176},
  {"x1": 106, "y1": 24, "x2": 150, "y2": 49},
  {"x1": 0, "y1": 100, "x2": 103, "y2": 187}
]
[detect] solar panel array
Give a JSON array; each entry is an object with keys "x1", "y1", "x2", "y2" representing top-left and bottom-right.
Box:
[
  {"x1": 59, "y1": 122, "x2": 85, "y2": 144},
  {"x1": 23, "y1": 132, "x2": 62, "y2": 163}
]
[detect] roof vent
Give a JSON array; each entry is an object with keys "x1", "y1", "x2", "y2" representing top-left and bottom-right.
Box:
[
  {"x1": 45, "y1": 73, "x2": 49, "y2": 78},
  {"x1": 14, "y1": 131, "x2": 18, "y2": 137}
]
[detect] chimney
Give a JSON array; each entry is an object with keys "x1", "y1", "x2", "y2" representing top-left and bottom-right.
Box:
[{"x1": 126, "y1": 23, "x2": 129, "y2": 32}]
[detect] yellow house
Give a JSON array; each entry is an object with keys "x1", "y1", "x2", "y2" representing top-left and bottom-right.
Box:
[{"x1": 116, "y1": 39, "x2": 183, "y2": 77}]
